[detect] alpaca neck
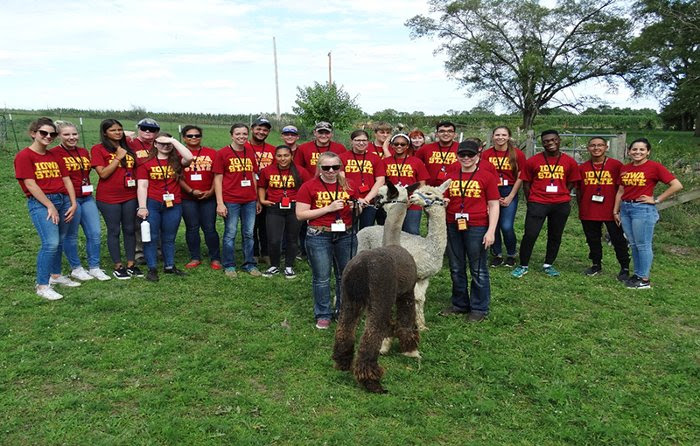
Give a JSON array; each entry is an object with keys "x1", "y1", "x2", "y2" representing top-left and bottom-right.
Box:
[
  {"x1": 382, "y1": 202, "x2": 408, "y2": 247},
  {"x1": 425, "y1": 205, "x2": 447, "y2": 245}
]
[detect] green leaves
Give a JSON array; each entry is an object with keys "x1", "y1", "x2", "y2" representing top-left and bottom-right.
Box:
[{"x1": 292, "y1": 82, "x2": 365, "y2": 132}]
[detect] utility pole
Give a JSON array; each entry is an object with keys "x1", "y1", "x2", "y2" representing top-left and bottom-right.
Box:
[
  {"x1": 273, "y1": 37, "x2": 281, "y2": 121},
  {"x1": 328, "y1": 51, "x2": 332, "y2": 85}
]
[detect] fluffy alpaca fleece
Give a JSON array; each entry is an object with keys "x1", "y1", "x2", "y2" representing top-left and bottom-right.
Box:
[
  {"x1": 332, "y1": 181, "x2": 420, "y2": 394},
  {"x1": 356, "y1": 180, "x2": 451, "y2": 331}
]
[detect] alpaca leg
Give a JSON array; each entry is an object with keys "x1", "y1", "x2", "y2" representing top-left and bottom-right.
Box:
[
  {"x1": 332, "y1": 270, "x2": 368, "y2": 371},
  {"x1": 414, "y1": 279, "x2": 430, "y2": 331},
  {"x1": 379, "y1": 337, "x2": 393, "y2": 355},
  {"x1": 395, "y1": 289, "x2": 420, "y2": 358},
  {"x1": 353, "y1": 295, "x2": 394, "y2": 393}
]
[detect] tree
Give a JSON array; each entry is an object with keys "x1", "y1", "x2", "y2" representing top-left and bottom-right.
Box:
[
  {"x1": 406, "y1": 0, "x2": 635, "y2": 129},
  {"x1": 292, "y1": 82, "x2": 364, "y2": 131},
  {"x1": 629, "y1": 0, "x2": 700, "y2": 134}
]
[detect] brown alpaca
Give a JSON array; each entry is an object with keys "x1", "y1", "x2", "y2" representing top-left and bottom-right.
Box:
[{"x1": 332, "y1": 181, "x2": 420, "y2": 393}]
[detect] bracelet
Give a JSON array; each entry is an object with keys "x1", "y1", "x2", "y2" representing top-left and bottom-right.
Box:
[{"x1": 137, "y1": 207, "x2": 147, "y2": 211}]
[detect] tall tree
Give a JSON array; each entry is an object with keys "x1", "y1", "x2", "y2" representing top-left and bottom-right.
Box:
[
  {"x1": 406, "y1": 0, "x2": 634, "y2": 129},
  {"x1": 292, "y1": 82, "x2": 364, "y2": 131}
]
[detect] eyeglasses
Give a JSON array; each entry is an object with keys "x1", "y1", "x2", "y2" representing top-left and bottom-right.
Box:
[
  {"x1": 38, "y1": 130, "x2": 58, "y2": 138},
  {"x1": 320, "y1": 165, "x2": 341, "y2": 171},
  {"x1": 353, "y1": 139, "x2": 369, "y2": 144},
  {"x1": 184, "y1": 134, "x2": 202, "y2": 139},
  {"x1": 139, "y1": 127, "x2": 159, "y2": 133},
  {"x1": 392, "y1": 142, "x2": 408, "y2": 147}
]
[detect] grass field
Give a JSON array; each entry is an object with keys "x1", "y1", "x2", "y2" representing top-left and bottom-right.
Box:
[{"x1": 1, "y1": 113, "x2": 699, "y2": 445}]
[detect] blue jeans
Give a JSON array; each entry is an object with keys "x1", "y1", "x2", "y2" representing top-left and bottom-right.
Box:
[
  {"x1": 222, "y1": 201, "x2": 257, "y2": 271},
  {"x1": 28, "y1": 194, "x2": 70, "y2": 285},
  {"x1": 402, "y1": 209, "x2": 422, "y2": 235},
  {"x1": 182, "y1": 198, "x2": 220, "y2": 262},
  {"x1": 63, "y1": 195, "x2": 102, "y2": 269},
  {"x1": 305, "y1": 228, "x2": 357, "y2": 321},
  {"x1": 144, "y1": 198, "x2": 182, "y2": 269},
  {"x1": 620, "y1": 202, "x2": 658, "y2": 279},
  {"x1": 358, "y1": 205, "x2": 377, "y2": 230},
  {"x1": 492, "y1": 185, "x2": 518, "y2": 257},
  {"x1": 446, "y1": 224, "x2": 490, "y2": 314}
]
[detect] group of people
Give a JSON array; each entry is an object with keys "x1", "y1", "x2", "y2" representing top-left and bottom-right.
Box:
[{"x1": 15, "y1": 117, "x2": 682, "y2": 331}]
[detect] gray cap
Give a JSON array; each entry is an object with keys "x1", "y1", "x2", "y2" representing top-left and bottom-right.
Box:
[{"x1": 314, "y1": 121, "x2": 333, "y2": 131}]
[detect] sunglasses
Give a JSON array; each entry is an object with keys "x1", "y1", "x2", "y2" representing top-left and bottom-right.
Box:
[
  {"x1": 38, "y1": 130, "x2": 58, "y2": 138},
  {"x1": 458, "y1": 152, "x2": 479, "y2": 158},
  {"x1": 320, "y1": 165, "x2": 341, "y2": 171},
  {"x1": 139, "y1": 127, "x2": 159, "y2": 133},
  {"x1": 392, "y1": 142, "x2": 408, "y2": 147},
  {"x1": 184, "y1": 134, "x2": 202, "y2": 139}
]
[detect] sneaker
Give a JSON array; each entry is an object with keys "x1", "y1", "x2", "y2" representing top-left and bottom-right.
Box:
[
  {"x1": 617, "y1": 268, "x2": 630, "y2": 282},
  {"x1": 113, "y1": 266, "x2": 130, "y2": 280},
  {"x1": 71, "y1": 267, "x2": 94, "y2": 281},
  {"x1": 210, "y1": 261, "x2": 223, "y2": 270},
  {"x1": 284, "y1": 267, "x2": 296, "y2": 279},
  {"x1": 88, "y1": 268, "x2": 111, "y2": 281},
  {"x1": 439, "y1": 305, "x2": 469, "y2": 316},
  {"x1": 315, "y1": 319, "x2": 331, "y2": 330},
  {"x1": 467, "y1": 312, "x2": 487, "y2": 322},
  {"x1": 543, "y1": 265, "x2": 560, "y2": 277},
  {"x1": 146, "y1": 268, "x2": 159, "y2": 282},
  {"x1": 511, "y1": 265, "x2": 529, "y2": 278},
  {"x1": 36, "y1": 285, "x2": 63, "y2": 301},
  {"x1": 225, "y1": 267, "x2": 238, "y2": 278},
  {"x1": 584, "y1": 264, "x2": 602, "y2": 276},
  {"x1": 262, "y1": 266, "x2": 280, "y2": 277},
  {"x1": 49, "y1": 275, "x2": 81, "y2": 287},
  {"x1": 247, "y1": 267, "x2": 262, "y2": 277},
  {"x1": 163, "y1": 266, "x2": 186, "y2": 276},
  {"x1": 126, "y1": 266, "x2": 144, "y2": 278},
  {"x1": 626, "y1": 277, "x2": 652, "y2": 289},
  {"x1": 185, "y1": 260, "x2": 202, "y2": 269},
  {"x1": 490, "y1": 256, "x2": 503, "y2": 267},
  {"x1": 504, "y1": 257, "x2": 516, "y2": 267}
]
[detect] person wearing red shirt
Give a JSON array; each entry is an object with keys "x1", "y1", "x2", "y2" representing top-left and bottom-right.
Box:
[
  {"x1": 14, "y1": 117, "x2": 79, "y2": 300},
  {"x1": 339, "y1": 129, "x2": 386, "y2": 229},
  {"x1": 214, "y1": 123, "x2": 262, "y2": 278},
  {"x1": 126, "y1": 117, "x2": 160, "y2": 162},
  {"x1": 136, "y1": 134, "x2": 193, "y2": 281},
  {"x1": 296, "y1": 121, "x2": 347, "y2": 175},
  {"x1": 576, "y1": 137, "x2": 630, "y2": 280},
  {"x1": 178, "y1": 125, "x2": 221, "y2": 270},
  {"x1": 512, "y1": 129, "x2": 582, "y2": 278},
  {"x1": 382, "y1": 133, "x2": 430, "y2": 234},
  {"x1": 441, "y1": 140, "x2": 500, "y2": 321},
  {"x1": 280, "y1": 125, "x2": 301, "y2": 161},
  {"x1": 258, "y1": 145, "x2": 311, "y2": 279},
  {"x1": 246, "y1": 117, "x2": 275, "y2": 265},
  {"x1": 52, "y1": 121, "x2": 111, "y2": 282},
  {"x1": 613, "y1": 138, "x2": 683, "y2": 289},
  {"x1": 296, "y1": 152, "x2": 360, "y2": 330},
  {"x1": 92, "y1": 119, "x2": 142, "y2": 279},
  {"x1": 481, "y1": 126, "x2": 527, "y2": 267},
  {"x1": 367, "y1": 121, "x2": 391, "y2": 159},
  {"x1": 417, "y1": 120, "x2": 459, "y2": 187},
  {"x1": 409, "y1": 128, "x2": 426, "y2": 156}
]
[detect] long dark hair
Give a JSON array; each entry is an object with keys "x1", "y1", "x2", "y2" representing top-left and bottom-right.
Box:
[
  {"x1": 99, "y1": 118, "x2": 134, "y2": 167},
  {"x1": 149, "y1": 132, "x2": 184, "y2": 180},
  {"x1": 275, "y1": 145, "x2": 302, "y2": 188},
  {"x1": 492, "y1": 126, "x2": 519, "y2": 179}
]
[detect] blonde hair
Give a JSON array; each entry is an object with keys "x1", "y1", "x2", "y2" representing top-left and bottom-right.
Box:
[
  {"x1": 315, "y1": 152, "x2": 350, "y2": 189},
  {"x1": 55, "y1": 120, "x2": 77, "y2": 132}
]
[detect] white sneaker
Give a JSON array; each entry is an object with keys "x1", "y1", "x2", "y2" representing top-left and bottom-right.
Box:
[
  {"x1": 49, "y1": 275, "x2": 81, "y2": 287},
  {"x1": 36, "y1": 285, "x2": 63, "y2": 300},
  {"x1": 88, "y1": 268, "x2": 111, "y2": 281},
  {"x1": 71, "y1": 267, "x2": 94, "y2": 281}
]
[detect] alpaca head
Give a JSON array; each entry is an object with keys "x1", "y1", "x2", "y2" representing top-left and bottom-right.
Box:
[
  {"x1": 374, "y1": 180, "x2": 421, "y2": 209},
  {"x1": 409, "y1": 180, "x2": 451, "y2": 208}
]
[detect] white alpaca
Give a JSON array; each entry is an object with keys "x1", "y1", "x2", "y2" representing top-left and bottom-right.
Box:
[{"x1": 357, "y1": 180, "x2": 451, "y2": 331}]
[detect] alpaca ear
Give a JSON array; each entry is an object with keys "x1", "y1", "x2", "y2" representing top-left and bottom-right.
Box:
[
  {"x1": 438, "y1": 179, "x2": 452, "y2": 193},
  {"x1": 386, "y1": 179, "x2": 398, "y2": 199},
  {"x1": 406, "y1": 182, "x2": 421, "y2": 196}
]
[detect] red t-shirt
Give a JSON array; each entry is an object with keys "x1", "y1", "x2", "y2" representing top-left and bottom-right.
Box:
[
  {"x1": 259, "y1": 164, "x2": 311, "y2": 203},
  {"x1": 181, "y1": 146, "x2": 217, "y2": 200},
  {"x1": 367, "y1": 142, "x2": 387, "y2": 159},
  {"x1": 339, "y1": 151, "x2": 386, "y2": 198},
  {"x1": 382, "y1": 155, "x2": 430, "y2": 211},
  {"x1": 620, "y1": 160, "x2": 676, "y2": 201},
  {"x1": 578, "y1": 157, "x2": 622, "y2": 221},
  {"x1": 50, "y1": 145, "x2": 92, "y2": 197},
  {"x1": 417, "y1": 141, "x2": 459, "y2": 186},
  {"x1": 520, "y1": 152, "x2": 581, "y2": 204},
  {"x1": 446, "y1": 158, "x2": 498, "y2": 179},
  {"x1": 127, "y1": 137, "x2": 152, "y2": 163},
  {"x1": 296, "y1": 141, "x2": 347, "y2": 175},
  {"x1": 136, "y1": 157, "x2": 182, "y2": 204},
  {"x1": 91, "y1": 143, "x2": 138, "y2": 204},
  {"x1": 481, "y1": 147, "x2": 527, "y2": 185},
  {"x1": 444, "y1": 167, "x2": 500, "y2": 226},
  {"x1": 245, "y1": 141, "x2": 276, "y2": 171},
  {"x1": 297, "y1": 177, "x2": 358, "y2": 227},
  {"x1": 212, "y1": 145, "x2": 259, "y2": 203},
  {"x1": 14, "y1": 147, "x2": 68, "y2": 197}
]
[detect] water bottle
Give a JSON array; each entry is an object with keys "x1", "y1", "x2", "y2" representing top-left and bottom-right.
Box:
[{"x1": 141, "y1": 220, "x2": 151, "y2": 242}]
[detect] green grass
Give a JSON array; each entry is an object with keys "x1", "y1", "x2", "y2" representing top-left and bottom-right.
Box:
[{"x1": 1, "y1": 115, "x2": 699, "y2": 445}]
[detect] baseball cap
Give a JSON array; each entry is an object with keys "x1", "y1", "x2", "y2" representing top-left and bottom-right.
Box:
[
  {"x1": 457, "y1": 140, "x2": 479, "y2": 156},
  {"x1": 314, "y1": 121, "x2": 333, "y2": 132},
  {"x1": 252, "y1": 117, "x2": 272, "y2": 128},
  {"x1": 281, "y1": 125, "x2": 299, "y2": 135},
  {"x1": 137, "y1": 118, "x2": 160, "y2": 130}
]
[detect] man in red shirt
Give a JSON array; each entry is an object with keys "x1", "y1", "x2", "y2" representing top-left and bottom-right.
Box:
[
  {"x1": 417, "y1": 120, "x2": 459, "y2": 186},
  {"x1": 246, "y1": 117, "x2": 276, "y2": 264},
  {"x1": 512, "y1": 130, "x2": 581, "y2": 278},
  {"x1": 296, "y1": 122, "x2": 346, "y2": 175},
  {"x1": 576, "y1": 137, "x2": 629, "y2": 280}
]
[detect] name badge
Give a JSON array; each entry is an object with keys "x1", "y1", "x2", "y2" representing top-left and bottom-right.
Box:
[
  {"x1": 331, "y1": 220, "x2": 346, "y2": 232},
  {"x1": 81, "y1": 185, "x2": 94, "y2": 194},
  {"x1": 126, "y1": 178, "x2": 136, "y2": 188},
  {"x1": 456, "y1": 218, "x2": 469, "y2": 231},
  {"x1": 254, "y1": 173, "x2": 260, "y2": 181},
  {"x1": 501, "y1": 179, "x2": 509, "y2": 186},
  {"x1": 591, "y1": 194, "x2": 605, "y2": 203},
  {"x1": 358, "y1": 184, "x2": 370, "y2": 194},
  {"x1": 190, "y1": 173, "x2": 202, "y2": 181},
  {"x1": 455, "y1": 213, "x2": 469, "y2": 220},
  {"x1": 240, "y1": 179, "x2": 252, "y2": 187},
  {"x1": 280, "y1": 197, "x2": 291, "y2": 209},
  {"x1": 163, "y1": 193, "x2": 175, "y2": 202},
  {"x1": 546, "y1": 184, "x2": 558, "y2": 193}
]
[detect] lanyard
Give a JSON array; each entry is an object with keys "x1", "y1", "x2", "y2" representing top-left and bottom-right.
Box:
[
  {"x1": 543, "y1": 153, "x2": 562, "y2": 184},
  {"x1": 590, "y1": 156, "x2": 607, "y2": 193},
  {"x1": 351, "y1": 151, "x2": 368, "y2": 184},
  {"x1": 251, "y1": 143, "x2": 266, "y2": 166},
  {"x1": 369, "y1": 142, "x2": 383, "y2": 158},
  {"x1": 61, "y1": 145, "x2": 87, "y2": 181},
  {"x1": 437, "y1": 142, "x2": 454, "y2": 169},
  {"x1": 458, "y1": 166, "x2": 480, "y2": 212},
  {"x1": 229, "y1": 145, "x2": 249, "y2": 179},
  {"x1": 392, "y1": 155, "x2": 409, "y2": 182},
  {"x1": 277, "y1": 165, "x2": 291, "y2": 195},
  {"x1": 320, "y1": 179, "x2": 342, "y2": 221},
  {"x1": 493, "y1": 148, "x2": 508, "y2": 174},
  {"x1": 154, "y1": 156, "x2": 173, "y2": 194}
]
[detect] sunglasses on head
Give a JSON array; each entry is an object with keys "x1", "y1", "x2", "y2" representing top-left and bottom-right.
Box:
[
  {"x1": 184, "y1": 134, "x2": 202, "y2": 139},
  {"x1": 320, "y1": 165, "x2": 341, "y2": 171},
  {"x1": 38, "y1": 130, "x2": 58, "y2": 138},
  {"x1": 139, "y1": 127, "x2": 159, "y2": 133}
]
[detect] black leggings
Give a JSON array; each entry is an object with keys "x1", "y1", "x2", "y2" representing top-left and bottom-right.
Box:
[
  {"x1": 519, "y1": 201, "x2": 570, "y2": 266},
  {"x1": 265, "y1": 204, "x2": 301, "y2": 268},
  {"x1": 97, "y1": 199, "x2": 137, "y2": 265}
]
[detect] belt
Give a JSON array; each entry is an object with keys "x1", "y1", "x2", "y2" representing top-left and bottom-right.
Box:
[{"x1": 308, "y1": 225, "x2": 351, "y2": 233}]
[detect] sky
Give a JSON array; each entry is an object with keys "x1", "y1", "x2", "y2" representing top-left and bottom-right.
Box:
[{"x1": 0, "y1": 0, "x2": 658, "y2": 116}]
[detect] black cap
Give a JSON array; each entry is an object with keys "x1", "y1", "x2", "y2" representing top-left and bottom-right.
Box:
[
  {"x1": 457, "y1": 140, "x2": 479, "y2": 156},
  {"x1": 252, "y1": 117, "x2": 272, "y2": 128}
]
